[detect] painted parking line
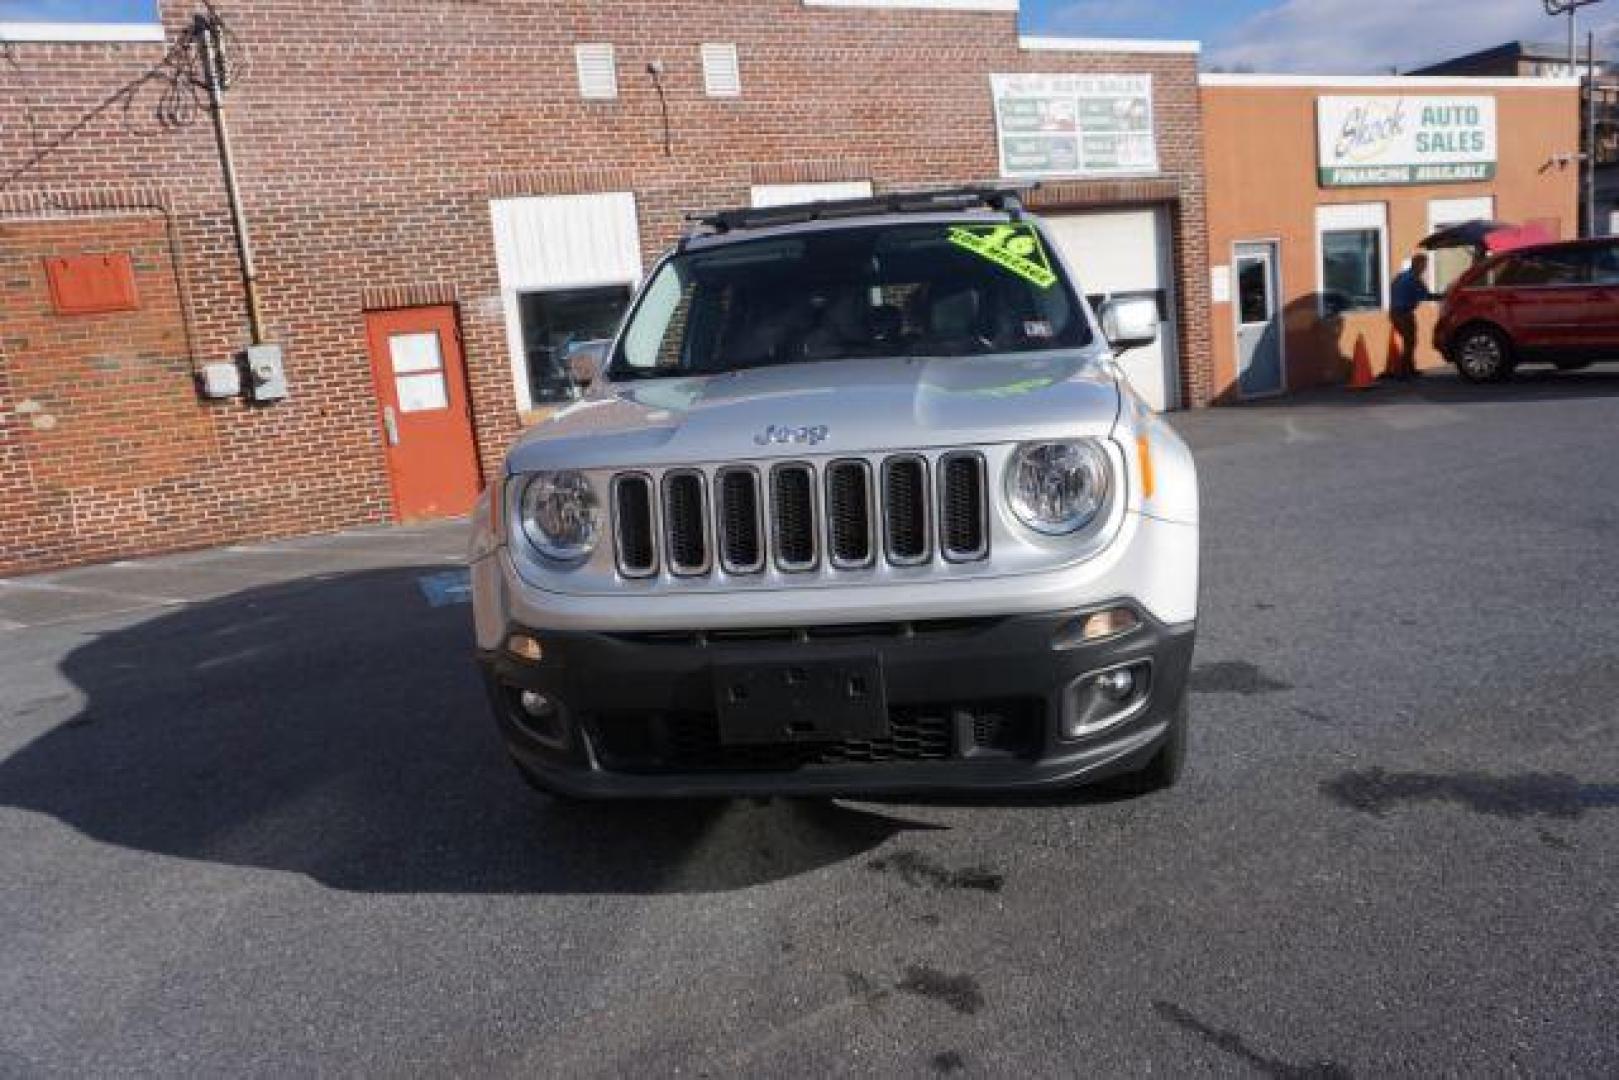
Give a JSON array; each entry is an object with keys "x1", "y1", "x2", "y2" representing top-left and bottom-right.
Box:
[
  {"x1": 0, "y1": 578, "x2": 184, "y2": 606},
  {"x1": 417, "y1": 569, "x2": 472, "y2": 607}
]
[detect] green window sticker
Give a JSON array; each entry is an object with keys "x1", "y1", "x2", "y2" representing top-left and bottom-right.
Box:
[{"x1": 946, "y1": 224, "x2": 1058, "y2": 290}]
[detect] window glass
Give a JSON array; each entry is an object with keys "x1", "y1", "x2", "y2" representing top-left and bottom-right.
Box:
[
  {"x1": 1431, "y1": 247, "x2": 1476, "y2": 294},
  {"x1": 1237, "y1": 258, "x2": 1270, "y2": 325},
  {"x1": 1589, "y1": 244, "x2": 1619, "y2": 285},
  {"x1": 518, "y1": 286, "x2": 632, "y2": 404},
  {"x1": 1491, "y1": 250, "x2": 1589, "y2": 287},
  {"x1": 1321, "y1": 228, "x2": 1383, "y2": 314},
  {"x1": 612, "y1": 223, "x2": 1091, "y2": 378}
]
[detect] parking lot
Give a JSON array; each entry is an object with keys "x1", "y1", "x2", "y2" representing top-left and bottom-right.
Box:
[{"x1": 2, "y1": 371, "x2": 1617, "y2": 1075}]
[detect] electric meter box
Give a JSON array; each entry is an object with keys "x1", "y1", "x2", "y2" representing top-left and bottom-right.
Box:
[
  {"x1": 244, "y1": 343, "x2": 288, "y2": 402},
  {"x1": 197, "y1": 362, "x2": 242, "y2": 400}
]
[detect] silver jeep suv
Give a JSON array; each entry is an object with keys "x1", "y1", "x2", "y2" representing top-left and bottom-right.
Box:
[{"x1": 469, "y1": 188, "x2": 1199, "y2": 799}]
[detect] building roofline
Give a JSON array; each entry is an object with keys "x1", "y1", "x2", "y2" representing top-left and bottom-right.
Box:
[
  {"x1": 801, "y1": 0, "x2": 1018, "y2": 11},
  {"x1": 0, "y1": 21, "x2": 166, "y2": 44},
  {"x1": 1019, "y1": 35, "x2": 1201, "y2": 56},
  {"x1": 1199, "y1": 73, "x2": 1582, "y2": 90}
]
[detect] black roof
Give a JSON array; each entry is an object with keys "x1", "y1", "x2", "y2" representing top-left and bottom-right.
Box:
[{"x1": 682, "y1": 185, "x2": 1035, "y2": 242}]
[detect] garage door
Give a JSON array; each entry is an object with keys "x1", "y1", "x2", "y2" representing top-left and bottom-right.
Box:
[{"x1": 1042, "y1": 208, "x2": 1179, "y2": 411}]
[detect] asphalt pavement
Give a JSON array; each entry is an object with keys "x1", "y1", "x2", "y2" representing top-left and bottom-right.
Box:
[{"x1": 2, "y1": 369, "x2": 1617, "y2": 1076}]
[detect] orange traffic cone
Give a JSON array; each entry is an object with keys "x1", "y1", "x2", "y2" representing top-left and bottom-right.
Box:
[
  {"x1": 1347, "y1": 334, "x2": 1377, "y2": 391},
  {"x1": 1383, "y1": 328, "x2": 1411, "y2": 380}
]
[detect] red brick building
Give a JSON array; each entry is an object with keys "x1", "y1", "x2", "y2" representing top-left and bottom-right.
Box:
[{"x1": 0, "y1": 1, "x2": 1209, "y2": 574}]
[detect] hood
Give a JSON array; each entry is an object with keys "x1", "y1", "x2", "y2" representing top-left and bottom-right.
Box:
[{"x1": 505, "y1": 350, "x2": 1122, "y2": 473}]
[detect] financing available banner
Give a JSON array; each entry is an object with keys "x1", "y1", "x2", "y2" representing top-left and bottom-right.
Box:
[
  {"x1": 992, "y1": 74, "x2": 1158, "y2": 179},
  {"x1": 1317, "y1": 96, "x2": 1497, "y2": 187}
]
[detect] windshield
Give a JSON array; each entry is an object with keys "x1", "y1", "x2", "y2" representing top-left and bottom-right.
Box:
[{"x1": 610, "y1": 221, "x2": 1092, "y2": 378}]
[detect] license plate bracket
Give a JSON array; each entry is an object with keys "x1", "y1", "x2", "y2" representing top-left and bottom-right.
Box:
[{"x1": 713, "y1": 657, "x2": 888, "y2": 746}]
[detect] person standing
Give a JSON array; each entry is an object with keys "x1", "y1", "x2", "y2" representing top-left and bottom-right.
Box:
[{"x1": 1388, "y1": 253, "x2": 1441, "y2": 379}]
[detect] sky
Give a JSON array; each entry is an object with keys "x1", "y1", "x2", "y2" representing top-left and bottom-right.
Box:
[{"x1": 2, "y1": 0, "x2": 1617, "y2": 74}]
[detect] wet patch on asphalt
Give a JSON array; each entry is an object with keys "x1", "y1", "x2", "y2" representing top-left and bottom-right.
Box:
[
  {"x1": 1321, "y1": 768, "x2": 1619, "y2": 820},
  {"x1": 1153, "y1": 1000, "x2": 1352, "y2": 1079},
  {"x1": 867, "y1": 849, "x2": 1003, "y2": 893},
  {"x1": 1190, "y1": 661, "x2": 1292, "y2": 696},
  {"x1": 896, "y1": 965, "x2": 985, "y2": 1015},
  {"x1": 930, "y1": 1050, "x2": 966, "y2": 1073}
]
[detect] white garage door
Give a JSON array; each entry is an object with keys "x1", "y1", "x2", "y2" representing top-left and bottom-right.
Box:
[{"x1": 1043, "y1": 208, "x2": 1179, "y2": 411}]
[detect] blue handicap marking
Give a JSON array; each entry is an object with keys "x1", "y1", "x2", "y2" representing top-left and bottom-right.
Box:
[{"x1": 417, "y1": 569, "x2": 472, "y2": 607}]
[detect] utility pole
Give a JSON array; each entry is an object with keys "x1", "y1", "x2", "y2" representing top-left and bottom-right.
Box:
[
  {"x1": 197, "y1": 11, "x2": 265, "y2": 345},
  {"x1": 1545, "y1": 0, "x2": 1603, "y2": 68},
  {"x1": 1589, "y1": 31, "x2": 1599, "y2": 236}
]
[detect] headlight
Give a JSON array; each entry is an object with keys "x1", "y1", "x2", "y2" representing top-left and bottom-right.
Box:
[
  {"x1": 518, "y1": 471, "x2": 602, "y2": 562},
  {"x1": 1005, "y1": 440, "x2": 1111, "y2": 535}
]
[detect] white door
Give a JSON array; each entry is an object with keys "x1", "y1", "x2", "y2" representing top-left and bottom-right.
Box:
[
  {"x1": 1427, "y1": 195, "x2": 1495, "y2": 293},
  {"x1": 1043, "y1": 208, "x2": 1179, "y2": 411}
]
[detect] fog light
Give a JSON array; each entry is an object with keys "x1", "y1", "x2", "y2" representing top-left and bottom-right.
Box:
[
  {"x1": 505, "y1": 632, "x2": 544, "y2": 662},
  {"x1": 1080, "y1": 607, "x2": 1140, "y2": 642},
  {"x1": 518, "y1": 690, "x2": 554, "y2": 718},
  {"x1": 1096, "y1": 668, "x2": 1135, "y2": 701}
]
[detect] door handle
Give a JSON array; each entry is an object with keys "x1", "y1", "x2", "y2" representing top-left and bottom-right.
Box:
[{"x1": 383, "y1": 405, "x2": 400, "y2": 446}]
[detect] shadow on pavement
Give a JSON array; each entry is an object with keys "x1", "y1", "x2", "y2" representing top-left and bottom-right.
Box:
[{"x1": 0, "y1": 567, "x2": 933, "y2": 894}]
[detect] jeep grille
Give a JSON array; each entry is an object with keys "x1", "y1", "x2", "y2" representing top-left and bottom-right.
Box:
[{"x1": 609, "y1": 453, "x2": 989, "y2": 579}]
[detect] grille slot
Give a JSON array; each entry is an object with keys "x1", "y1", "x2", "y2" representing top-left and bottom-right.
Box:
[
  {"x1": 825, "y1": 459, "x2": 875, "y2": 569},
  {"x1": 939, "y1": 452, "x2": 989, "y2": 562},
  {"x1": 612, "y1": 473, "x2": 657, "y2": 577},
  {"x1": 662, "y1": 470, "x2": 710, "y2": 576},
  {"x1": 882, "y1": 455, "x2": 931, "y2": 565},
  {"x1": 771, "y1": 463, "x2": 818, "y2": 571},
  {"x1": 715, "y1": 468, "x2": 765, "y2": 574}
]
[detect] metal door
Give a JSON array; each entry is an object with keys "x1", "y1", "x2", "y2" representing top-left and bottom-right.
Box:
[
  {"x1": 1234, "y1": 242, "x2": 1284, "y2": 398},
  {"x1": 1043, "y1": 208, "x2": 1179, "y2": 411},
  {"x1": 364, "y1": 305, "x2": 482, "y2": 521}
]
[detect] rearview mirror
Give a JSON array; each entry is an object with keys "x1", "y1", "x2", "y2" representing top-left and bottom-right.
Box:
[
  {"x1": 1099, "y1": 296, "x2": 1159, "y2": 354},
  {"x1": 564, "y1": 340, "x2": 610, "y2": 390}
]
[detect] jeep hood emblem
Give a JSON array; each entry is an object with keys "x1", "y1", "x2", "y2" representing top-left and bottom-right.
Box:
[{"x1": 754, "y1": 424, "x2": 829, "y2": 447}]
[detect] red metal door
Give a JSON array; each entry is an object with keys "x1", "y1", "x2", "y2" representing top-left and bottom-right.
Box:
[{"x1": 364, "y1": 306, "x2": 481, "y2": 521}]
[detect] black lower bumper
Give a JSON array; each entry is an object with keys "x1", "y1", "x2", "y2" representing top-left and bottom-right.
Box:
[{"x1": 479, "y1": 605, "x2": 1194, "y2": 799}]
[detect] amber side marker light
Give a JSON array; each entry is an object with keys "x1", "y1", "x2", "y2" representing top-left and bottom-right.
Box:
[
  {"x1": 505, "y1": 633, "x2": 544, "y2": 662},
  {"x1": 1053, "y1": 606, "x2": 1142, "y2": 650},
  {"x1": 1137, "y1": 432, "x2": 1155, "y2": 500}
]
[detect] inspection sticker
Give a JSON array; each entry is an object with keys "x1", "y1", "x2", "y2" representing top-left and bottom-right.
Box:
[{"x1": 947, "y1": 224, "x2": 1057, "y2": 289}]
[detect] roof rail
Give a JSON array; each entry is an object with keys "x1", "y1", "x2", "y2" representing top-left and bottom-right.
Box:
[{"x1": 682, "y1": 184, "x2": 1039, "y2": 243}]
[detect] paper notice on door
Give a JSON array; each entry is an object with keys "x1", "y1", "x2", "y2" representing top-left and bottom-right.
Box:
[{"x1": 1210, "y1": 265, "x2": 1232, "y2": 305}]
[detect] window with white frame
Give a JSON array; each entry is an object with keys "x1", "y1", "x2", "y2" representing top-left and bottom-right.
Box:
[
  {"x1": 489, "y1": 193, "x2": 642, "y2": 411},
  {"x1": 575, "y1": 43, "x2": 617, "y2": 100},
  {"x1": 1317, "y1": 203, "x2": 1388, "y2": 317},
  {"x1": 1427, "y1": 196, "x2": 1495, "y2": 294},
  {"x1": 701, "y1": 43, "x2": 741, "y2": 97}
]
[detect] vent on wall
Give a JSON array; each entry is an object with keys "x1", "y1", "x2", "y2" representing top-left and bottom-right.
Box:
[
  {"x1": 575, "y1": 43, "x2": 618, "y2": 100},
  {"x1": 701, "y1": 43, "x2": 741, "y2": 97}
]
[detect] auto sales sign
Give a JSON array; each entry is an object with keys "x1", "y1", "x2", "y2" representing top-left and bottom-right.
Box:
[{"x1": 1317, "y1": 96, "x2": 1497, "y2": 187}]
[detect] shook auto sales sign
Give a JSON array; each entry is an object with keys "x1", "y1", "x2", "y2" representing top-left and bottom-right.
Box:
[{"x1": 1316, "y1": 96, "x2": 1497, "y2": 187}]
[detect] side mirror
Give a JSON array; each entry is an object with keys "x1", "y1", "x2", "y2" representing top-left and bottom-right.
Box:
[
  {"x1": 564, "y1": 340, "x2": 610, "y2": 390},
  {"x1": 1099, "y1": 296, "x2": 1159, "y2": 354}
]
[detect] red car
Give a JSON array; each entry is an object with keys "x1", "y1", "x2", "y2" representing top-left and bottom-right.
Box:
[{"x1": 1434, "y1": 237, "x2": 1619, "y2": 382}]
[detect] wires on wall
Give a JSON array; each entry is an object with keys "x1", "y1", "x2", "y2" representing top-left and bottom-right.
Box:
[{"x1": 0, "y1": 3, "x2": 249, "y2": 191}]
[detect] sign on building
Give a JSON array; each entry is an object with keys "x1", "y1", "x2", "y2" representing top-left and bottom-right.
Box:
[
  {"x1": 1316, "y1": 96, "x2": 1497, "y2": 187},
  {"x1": 991, "y1": 74, "x2": 1157, "y2": 179}
]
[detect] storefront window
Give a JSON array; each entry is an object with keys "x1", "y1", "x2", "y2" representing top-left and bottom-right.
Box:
[
  {"x1": 518, "y1": 286, "x2": 632, "y2": 404},
  {"x1": 1320, "y1": 229, "x2": 1383, "y2": 315}
]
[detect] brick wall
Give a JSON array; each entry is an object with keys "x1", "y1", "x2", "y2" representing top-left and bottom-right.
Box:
[{"x1": 0, "y1": 1, "x2": 1209, "y2": 574}]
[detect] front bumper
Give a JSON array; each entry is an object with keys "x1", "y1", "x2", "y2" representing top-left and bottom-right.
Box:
[{"x1": 480, "y1": 605, "x2": 1194, "y2": 798}]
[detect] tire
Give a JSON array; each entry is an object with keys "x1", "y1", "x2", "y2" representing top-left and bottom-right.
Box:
[
  {"x1": 509, "y1": 755, "x2": 581, "y2": 802},
  {"x1": 1453, "y1": 325, "x2": 1515, "y2": 383},
  {"x1": 1109, "y1": 693, "x2": 1188, "y2": 796}
]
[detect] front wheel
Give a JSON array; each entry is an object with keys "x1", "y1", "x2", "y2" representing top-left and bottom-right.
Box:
[
  {"x1": 1109, "y1": 694, "x2": 1188, "y2": 795},
  {"x1": 1453, "y1": 325, "x2": 1515, "y2": 383}
]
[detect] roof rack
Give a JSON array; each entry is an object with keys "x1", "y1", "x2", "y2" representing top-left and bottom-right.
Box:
[{"x1": 682, "y1": 184, "x2": 1038, "y2": 243}]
